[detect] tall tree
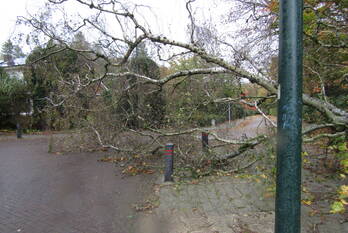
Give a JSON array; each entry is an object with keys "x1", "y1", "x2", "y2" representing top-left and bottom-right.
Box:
[
  {"x1": 18, "y1": 0, "x2": 347, "y2": 151},
  {"x1": 1, "y1": 39, "x2": 25, "y2": 66},
  {"x1": 118, "y1": 43, "x2": 165, "y2": 128},
  {"x1": 24, "y1": 38, "x2": 93, "y2": 129},
  {"x1": 0, "y1": 68, "x2": 29, "y2": 128}
]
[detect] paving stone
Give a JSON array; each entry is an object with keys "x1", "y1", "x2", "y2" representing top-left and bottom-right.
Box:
[
  {"x1": 0, "y1": 136, "x2": 156, "y2": 233},
  {"x1": 151, "y1": 173, "x2": 348, "y2": 233}
]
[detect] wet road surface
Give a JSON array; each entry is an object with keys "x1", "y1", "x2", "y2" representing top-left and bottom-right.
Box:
[{"x1": 0, "y1": 136, "x2": 155, "y2": 233}]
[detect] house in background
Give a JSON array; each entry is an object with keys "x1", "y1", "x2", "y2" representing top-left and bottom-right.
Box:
[{"x1": 0, "y1": 57, "x2": 27, "y2": 79}]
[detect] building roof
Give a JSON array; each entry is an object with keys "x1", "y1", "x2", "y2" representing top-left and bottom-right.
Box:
[{"x1": 0, "y1": 57, "x2": 26, "y2": 67}]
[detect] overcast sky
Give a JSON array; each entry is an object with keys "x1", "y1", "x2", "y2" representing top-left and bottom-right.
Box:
[
  {"x1": 0, "y1": 0, "x2": 45, "y2": 47},
  {"x1": 1, "y1": 0, "x2": 228, "y2": 55},
  {"x1": 1, "y1": 1, "x2": 262, "y2": 80}
]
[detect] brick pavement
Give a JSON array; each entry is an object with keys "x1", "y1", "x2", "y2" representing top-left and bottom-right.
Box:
[
  {"x1": 153, "y1": 176, "x2": 275, "y2": 233},
  {"x1": 0, "y1": 136, "x2": 156, "y2": 233},
  {"x1": 138, "y1": 175, "x2": 348, "y2": 233}
]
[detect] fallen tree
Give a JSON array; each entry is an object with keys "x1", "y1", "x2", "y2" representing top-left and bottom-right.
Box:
[{"x1": 17, "y1": 0, "x2": 347, "y2": 166}]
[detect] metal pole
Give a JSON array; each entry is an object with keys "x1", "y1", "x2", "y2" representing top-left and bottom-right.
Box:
[
  {"x1": 16, "y1": 123, "x2": 22, "y2": 139},
  {"x1": 202, "y1": 132, "x2": 209, "y2": 153},
  {"x1": 275, "y1": 0, "x2": 303, "y2": 232},
  {"x1": 228, "y1": 102, "x2": 231, "y2": 124},
  {"x1": 164, "y1": 143, "x2": 174, "y2": 182}
]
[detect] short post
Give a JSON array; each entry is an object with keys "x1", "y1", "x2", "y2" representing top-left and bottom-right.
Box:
[
  {"x1": 164, "y1": 143, "x2": 174, "y2": 182},
  {"x1": 16, "y1": 123, "x2": 22, "y2": 139},
  {"x1": 202, "y1": 132, "x2": 209, "y2": 153},
  {"x1": 228, "y1": 102, "x2": 231, "y2": 124}
]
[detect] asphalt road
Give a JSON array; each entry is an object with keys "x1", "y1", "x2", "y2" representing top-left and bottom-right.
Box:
[{"x1": 0, "y1": 135, "x2": 155, "y2": 233}]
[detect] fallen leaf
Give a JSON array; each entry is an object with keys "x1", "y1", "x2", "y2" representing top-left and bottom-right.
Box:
[
  {"x1": 301, "y1": 199, "x2": 312, "y2": 206},
  {"x1": 190, "y1": 180, "x2": 199, "y2": 184},
  {"x1": 330, "y1": 201, "x2": 345, "y2": 214},
  {"x1": 340, "y1": 199, "x2": 348, "y2": 205},
  {"x1": 309, "y1": 209, "x2": 319, "y2": 216}
]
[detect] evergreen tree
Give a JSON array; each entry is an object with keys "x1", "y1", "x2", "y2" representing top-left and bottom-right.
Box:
[
  {"x1": 24, "y1": 41, "x2": 84, "y2": 129},
  {"x1": 1, "y1": 39, "x2": 25, "y2": 66},
  {"x1": 117, "y1": 43, "x2": 165, "y2": 128},
  {"x1": 0, "y1": 68, "x2": 29, "y2": 128}
]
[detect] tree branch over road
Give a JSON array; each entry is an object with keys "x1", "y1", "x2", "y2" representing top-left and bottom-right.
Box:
[{"x1": 17, "y1": 0, "x2": 347, "y2": 162}]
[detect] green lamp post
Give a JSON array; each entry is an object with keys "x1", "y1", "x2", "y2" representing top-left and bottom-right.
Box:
[{"x1": 275, "y1": 0, "x2": 303, "y2": 232}]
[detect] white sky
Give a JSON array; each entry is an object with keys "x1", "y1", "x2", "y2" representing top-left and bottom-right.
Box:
[
  {"x1": 0, "y1": 0, "x2": 45, "y2": 48},
  {"x1": 0, "y1": 0, "x2": 228, "y2": 55},
  {"x1": 0, "y1": 0, "x2": 264, "y2": 81}
]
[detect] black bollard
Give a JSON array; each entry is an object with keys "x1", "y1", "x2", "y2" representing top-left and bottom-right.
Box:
[
  {"x1": 164, "y1": 143, "x2": 174, "y2": 182},
  {"x1": 16, "y1": 123, "x2": 22, "y2": 139},
  {"x1": 202, "y1": 132, "x2": 209, "y2": 153}
]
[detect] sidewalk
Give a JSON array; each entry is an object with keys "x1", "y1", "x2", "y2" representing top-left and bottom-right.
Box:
[
  {"x1": 136, "y1": 174, "x2": 347, "y2": 233},
  {"x1": 132, "y1": 115, "x2": 348, "y2": 233},
  {"x1": 155, "y1": 176, "x2": 274, "y2": 233}
]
